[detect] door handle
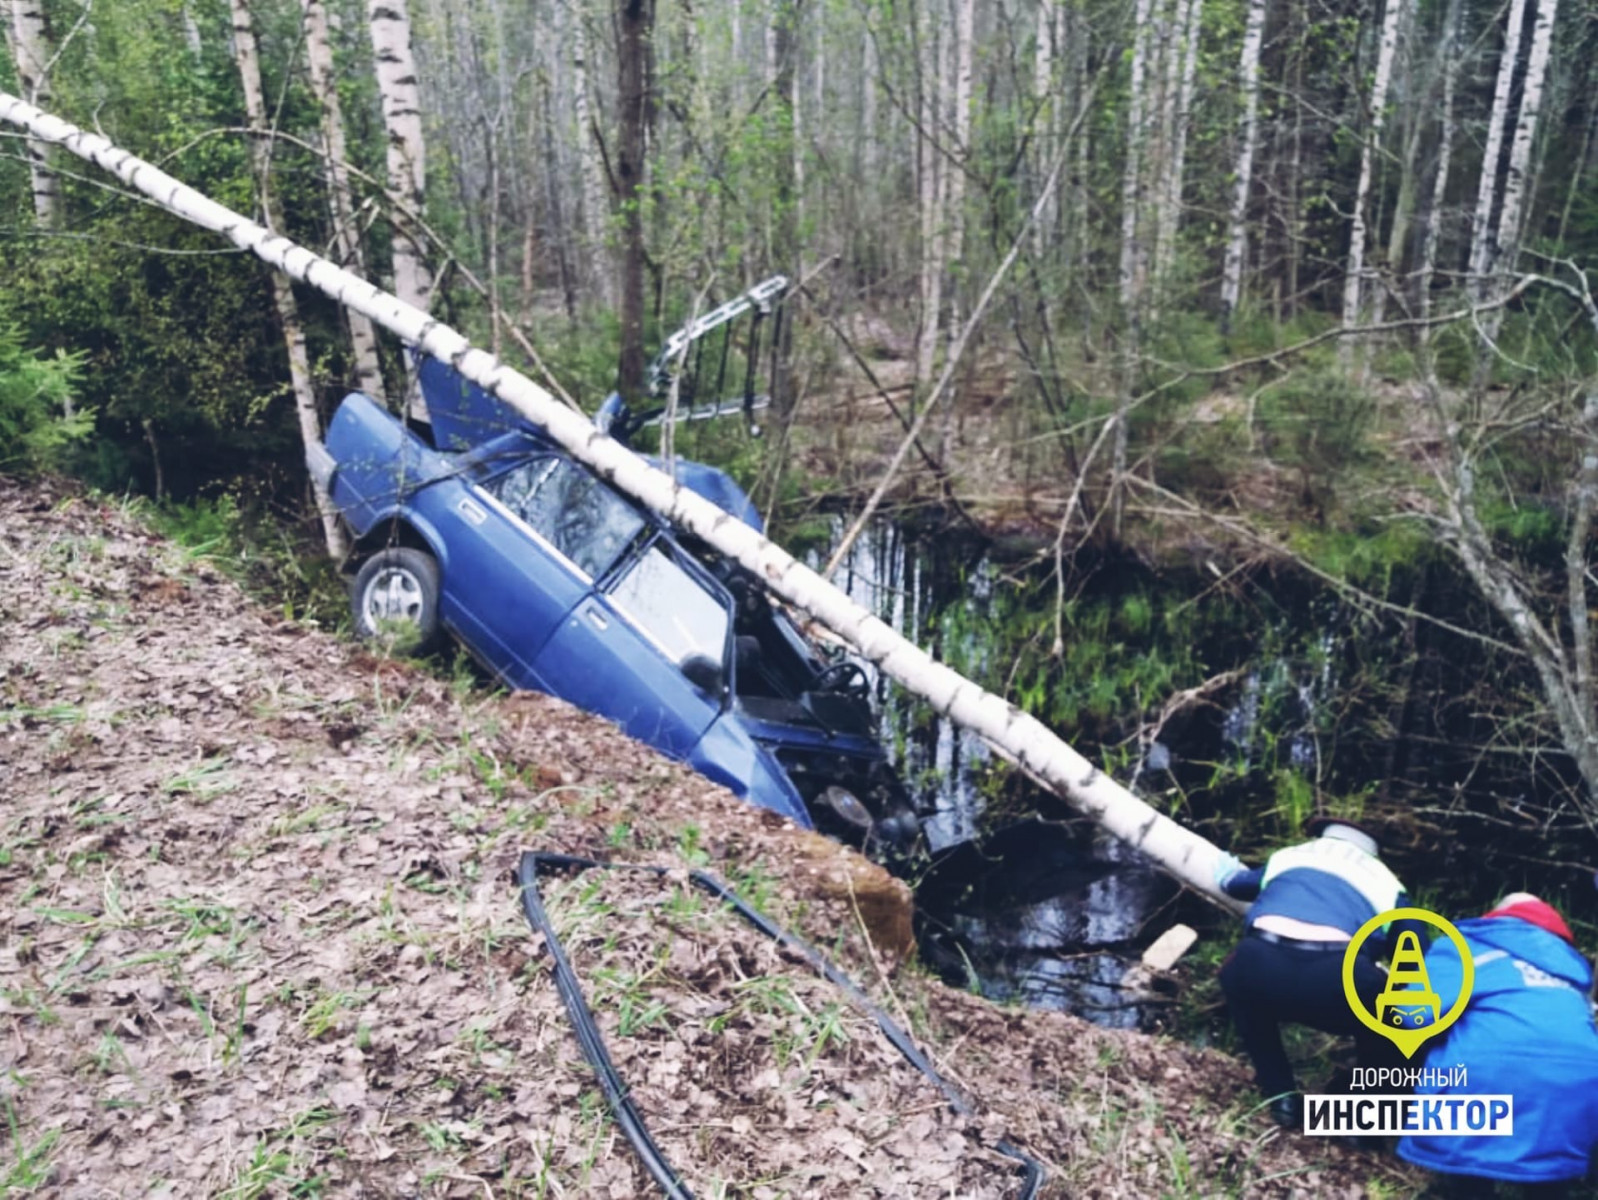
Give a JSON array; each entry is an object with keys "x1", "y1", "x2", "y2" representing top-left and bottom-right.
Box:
[{"x1": 583, "y1": 603, "x2": 609, "y2": 632}]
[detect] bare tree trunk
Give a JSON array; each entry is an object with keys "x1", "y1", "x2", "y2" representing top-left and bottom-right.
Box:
[
  {"x1": 231, "y1": 0, "x2": 348, "y2": 559},
  {"x1": 1338, "y1": 0, "x2": 1406, "y2": 370},
  {"x1": 1114, "y1": 0, "x2": 1157, "y2": 535},
  {"x1": 1480, "y1": 0, "x2": 1561, "y2": 342},
  {"x1": 1417, "y1": 0, "x2": 1463, "y2": 334},
  {"x1": 8, "y1": 0, "x2": 57, "y2": 225},
  {"x1": 913, "y1": 9, "x2": 945, "y2": 395},
  {"x1": 1154, "y1": 0, "x2": 1202, "y2": 298},
  {"x1": 1468, "y1": 0, "x2": 1528, "y2": 305},
  {"x1": 616, "y1": 0, "x2": 652, "y2": 401},
  {"x1": 1220, "y1": 0, "x2": 1267, "y2": 327},
  {"x1": 1033, "y1": 0, "x2": 1056, "y2": 257},
  {"x1": 369, "y1": 0, "x2": 432, "y2": 420},
  {"x1": 570, "y1": 4, "x2": 614, "y2": 307},
  {"x1": 303, "y1": 0, "x2": 385, "y2": 404},
  {"x1": 945, "y1": 0, "x2": 975, "y2": 326},
  {"x1": 771, "y1": 0, "x2": 799, "y2": 419}
]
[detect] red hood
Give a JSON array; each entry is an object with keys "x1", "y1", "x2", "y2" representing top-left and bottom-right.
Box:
[{"x1": 1482, "y1": 897, "x2": 1575, "y2": 944}]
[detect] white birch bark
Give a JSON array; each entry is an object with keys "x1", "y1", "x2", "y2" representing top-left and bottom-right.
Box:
[
  {"x1": 1484, "y1": 0, "x2": 1560, "y2": 327},
  {"x1": 369, "y1": 0, "x2": 433, "y2": 422},
  {"x1": 569, "y1": 5, "x2": 614, "y2": 307},
  {"x1": 1033, "y1": 0, "x2": 1056, "y2": 254},
  {"x1": 1220, "y1": 0, "x2": 1268, "y2": 324},
  {"x1": 1417, "y1": 0, "x2": 1463, "y2": 332},
  {"x1": 230, "y1": 0, "x2": 348, "y2": 559},
  {"x1": 1468, "y1": 0, "x2": 1528, "y2": 304},
  {"x1": 303, "y1": 0, "x2": 386, "y2": 404},
  {"x1": 944, "y1": 0, "x2": 975, "y2": 340},
  {"x1": 8, "y1": 0, "x2": 56, "y2": 224},
  {"x1": 1118, "y1": 0, "x2": 1156, "y2": 312},
  {"x1": 0, "y1": 91, "x2": 1251, "y2": 909},
  {"x1": 1338, "y1": 0, "x2": 1405, "y2": 368},
  {"x1": 913, "y1": 14, "x2": 945, "y2": 392},
  {"x1": 1154, "y1": 0, "x2": 1203, "y2": 297}
]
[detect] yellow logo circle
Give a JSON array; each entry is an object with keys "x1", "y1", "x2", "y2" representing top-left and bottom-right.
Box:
[{"x1": 1341, "y1": 907, "x2": 1474, "y2": 1060}]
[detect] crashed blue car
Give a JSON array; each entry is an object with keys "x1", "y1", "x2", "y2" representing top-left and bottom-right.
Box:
[{"x1": 310, "y1": 281, "x2": 918, "y2": 849}]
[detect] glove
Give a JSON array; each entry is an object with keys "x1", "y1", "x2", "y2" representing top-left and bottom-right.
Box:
[{"x1": 1212, "y1": 851, "x2": 1246, "y2": 891}]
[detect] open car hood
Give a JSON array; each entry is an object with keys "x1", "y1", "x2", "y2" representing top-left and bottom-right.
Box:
[{"x1": 418, "y1": 355, "x2": 763, "y2": 532}]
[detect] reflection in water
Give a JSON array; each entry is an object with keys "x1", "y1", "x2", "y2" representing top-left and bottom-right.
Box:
[{"x1": 813, "y1": 519, "x2": 1176, "y2": 1028}]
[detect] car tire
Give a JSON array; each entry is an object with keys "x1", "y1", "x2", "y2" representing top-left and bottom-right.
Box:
[{"x1": 351, "y1": 547, "x2": 443, "y2": 655}]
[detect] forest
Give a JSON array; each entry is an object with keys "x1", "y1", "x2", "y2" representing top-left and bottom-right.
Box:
[{"x1": 3, "y1": 0, "x2": 1598, "y2": 903}]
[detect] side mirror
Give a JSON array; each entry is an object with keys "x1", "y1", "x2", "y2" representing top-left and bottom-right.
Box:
[{"x1": 681, "y1": 653, "x2": 725, "y2": 697}]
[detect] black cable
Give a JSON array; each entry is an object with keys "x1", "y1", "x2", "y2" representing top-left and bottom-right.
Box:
[{"x1": 514, "y1": 850, "x2": 1044, "y2": 1199}]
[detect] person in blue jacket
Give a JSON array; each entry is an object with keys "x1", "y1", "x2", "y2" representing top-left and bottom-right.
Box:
[
  {"x1": 1214, "y1": 817, "x2": 1421, "y2": 1128},
  {"x1": 1397, "y1": 893, "x2": 1598, "y2": 1195}
]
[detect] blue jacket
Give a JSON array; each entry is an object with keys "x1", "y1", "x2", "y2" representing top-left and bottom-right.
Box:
[
  {"x1": 1222, "y1": 837, "x2": 1412, "y2": 949},
  {"x1": 1397, "y1": 917, "x2": 1598, "y2": 1183}
]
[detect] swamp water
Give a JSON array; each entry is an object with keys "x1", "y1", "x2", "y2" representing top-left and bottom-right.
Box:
[{"x1": 811, "y1": 514, "x2": 1588, "y2": 1031}]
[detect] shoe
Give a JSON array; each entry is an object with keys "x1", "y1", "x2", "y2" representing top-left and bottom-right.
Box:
[{"x1": 1269, "y1": 1094, "x2": 1305, "y2": 1129}]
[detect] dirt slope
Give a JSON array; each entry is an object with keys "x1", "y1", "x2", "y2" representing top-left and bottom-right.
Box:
[{"x1": 0, "y1": 478, "x2": 1424, "y2": 1197}]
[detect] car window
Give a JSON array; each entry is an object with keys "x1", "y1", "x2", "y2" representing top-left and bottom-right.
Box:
[
  {"x1": 488, "y1": 457, "x2": 645, "y2": 579},
  {"x1": 608, "y1": 544, "x2": 729, "y2": 667}
]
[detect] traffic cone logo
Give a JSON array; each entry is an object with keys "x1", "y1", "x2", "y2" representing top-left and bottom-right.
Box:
[
  {"x1": 1342, "y1": 908, "x2": 1475, "y2": 1059},
  {"x1": 1375, "y1": 931, "x2": 1441, "y2": 1028}
]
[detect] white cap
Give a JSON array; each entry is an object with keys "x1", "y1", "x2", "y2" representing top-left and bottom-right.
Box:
[{"x1": 1319, "y1": 822, "x2": 1378, "y2": 857}]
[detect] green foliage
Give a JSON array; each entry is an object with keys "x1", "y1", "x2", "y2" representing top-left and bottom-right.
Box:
[{"x1": 0, "y1": 321, "x2": 90, "y2": 474}]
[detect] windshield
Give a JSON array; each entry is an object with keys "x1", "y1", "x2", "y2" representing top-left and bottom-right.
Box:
[
  {"x1": 608, "y1": 544, "x2": 729, "y2": 668},
  {"x1": 488, "y1": 457, "x2": 646, "y2": 579}
]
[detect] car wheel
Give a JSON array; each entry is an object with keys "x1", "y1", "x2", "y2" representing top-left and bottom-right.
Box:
[{"x1": 352, "y1": 547, "x2": 442, "y2": 655}]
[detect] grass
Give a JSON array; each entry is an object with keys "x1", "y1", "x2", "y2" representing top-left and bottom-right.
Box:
[{"x1": 1, "y1": 1095, "x2": 60, "y2": 1192}]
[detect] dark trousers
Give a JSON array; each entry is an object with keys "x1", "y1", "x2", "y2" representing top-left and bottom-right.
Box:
[{"x1": 1219, "y1": 933, "x2": 1400, "y2": 1100}]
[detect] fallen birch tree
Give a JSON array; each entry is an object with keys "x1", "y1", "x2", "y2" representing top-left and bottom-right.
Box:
[{"x1": 0, "y1": 91, "x2": 1244, "y2": 911}]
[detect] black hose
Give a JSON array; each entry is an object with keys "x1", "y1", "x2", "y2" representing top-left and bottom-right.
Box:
[{"x1": 514, "y1": 850, "x2": 1044, "y2": 1199}]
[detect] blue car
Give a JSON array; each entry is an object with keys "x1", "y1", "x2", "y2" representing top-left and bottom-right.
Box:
[{"x1": 310, "y1": 293, "x2": 918, "y2": 850}]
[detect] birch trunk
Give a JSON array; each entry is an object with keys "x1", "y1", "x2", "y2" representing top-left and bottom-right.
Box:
[
  {"x1": 570, "y1": 5, "x2": 614, "y2": 307},
  {"x1": 913, "y1": 11, "x2": 945, "y2": 394},
  {"x1": 303, "y1": 0, "x2": 386, "y2": 404},
  {"x1": 1154, "y1": 0, "x2": 1202, "y2": 299},
  {"x1": 1468, "y1": 0, "x2": 1528, "y2": 304},
  {"x1": 1219, "y1": 0, "x2": 1267, "y2": 326},
  {"x1": 943, "y1": 0, "x2": 975, "y2": 348},
  {"x1": 369, "y1": 0, "x2": 433, "y2": 422},
  {"x1": 1338, "y1": 0, "x2": 1405, "y2": 369},
  {"x1": 8, "y1": 0, "x2": 57, "y2": 224},
  {"x1": 0, "y1": 92, "x2": 1258, "y2": 907},
  {"x1": 1481, "y1": 0, "x2": 1560, "y2": 339},
  {"x1": 230, "y1": 1, "x2": 348, "y2": 560},
  {"x1": 1417, "y1": 0, "x2": 1463, "y2": 333},
  {"x1": 1118, "y1": 0, "x2": 1156, "y2": 314},
  {"x1": 616, "y1": 0, "x2": 651, "y2": 401},
  {"x1": 1033, "y1": 0, "x2": 1056, "y2": 257}
]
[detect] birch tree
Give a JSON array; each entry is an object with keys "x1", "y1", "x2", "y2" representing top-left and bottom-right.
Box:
[
  {"x1": 1337, "y1": 0, "x2": 1406, "y2": 369},
  {"x1": 1219, "y1": 0, "x2": 1267, "y2": 326},
  {"x1": 230, "y1": 0, "x2": 348, "y2": 559},
  {"x1": 569, "y1": 3, "x2": 614, "y2": 306},
  {"x1": 615, "y1": 0, "x2": 653, "y2": 401},
  {"x1": 304, "y1": 0, "x2": 385, "y2": 403},
  {"x1": 943, "y1": 0, "x2": 975, "y2": 341},
  {"x1": 1154, "y1": 0, "x2": 1202, "y2": 297},
  {"x1": 7, "y1": 0, "x2": 56, "y2": 224},
  {"x1": 370, "y1": 0, "x2": 433, "y2": 421},
  {"x1": 1416, "y1": 0, "x2": 1463, "y2": 332},
  {"x1": 913, "y1": 9, "x2": 946, "y2": 394},
  {"x1": 1479, "y1": 0, "x2": 1562, "y2": 343},
  {"x1": 1467, "y1": 0, "x2": 1529, "y2": 305}
]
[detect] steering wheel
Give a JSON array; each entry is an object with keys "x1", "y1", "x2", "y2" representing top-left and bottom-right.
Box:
[{"x1": 815, "y1": 659, "x2": 872, "y2": 701}]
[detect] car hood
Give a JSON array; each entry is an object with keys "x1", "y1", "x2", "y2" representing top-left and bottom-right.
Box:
[{"x1": 419, "y1": 356, "x2": 762, "y2": 531}]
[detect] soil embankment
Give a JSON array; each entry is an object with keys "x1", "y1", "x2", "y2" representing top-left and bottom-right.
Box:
[{"x1": 0, "y1": 478, "x2": 1421, "y2": 1196}]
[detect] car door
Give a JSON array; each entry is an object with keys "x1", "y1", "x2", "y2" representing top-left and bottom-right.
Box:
[
  {"x1": 461, "y1": 455, "x2": 646, "y2": 689},
  {"x1": 533, "y1": 533, "x2": 731, "y2": 760}
]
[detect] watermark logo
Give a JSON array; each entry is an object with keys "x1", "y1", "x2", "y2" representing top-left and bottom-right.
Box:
[{"x1": 1341, "y1": 907, "x2": 1475, "y2": 1059}]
